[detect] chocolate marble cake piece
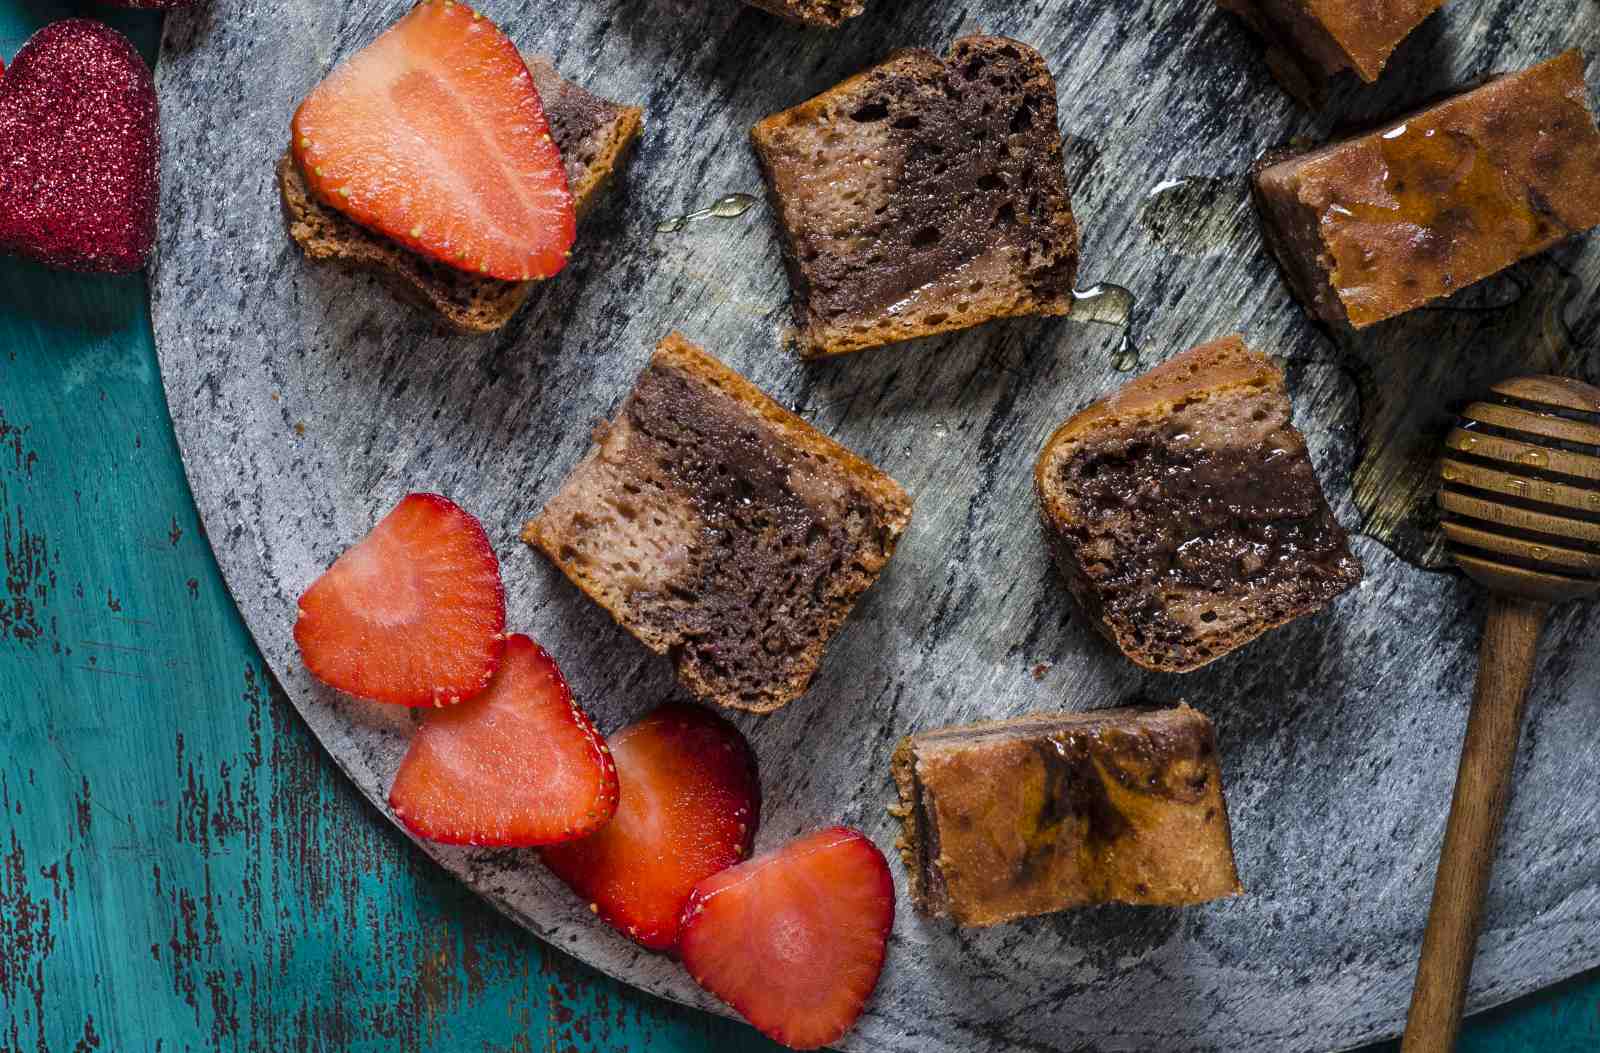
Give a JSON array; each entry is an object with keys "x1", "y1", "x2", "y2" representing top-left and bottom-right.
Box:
[
  {"x1": 750, "y1": 35, "x2": 1079, "y2": 358},
  {"x1": 1035, "y1": 335, "x2": 1362, "y2": 673},
  {"x1": 741, "y1": 0, "x2": 865, "y2": 28},
  {"x1": 279, "y1": 56, "x2": 642, "y2": 333},
  {"x1": 523, "y1": 334, "x2": 913, "y2": 714},
  {"x1": 1253, "y1": 50, "x2": 1600, "y2": 329},
  {"x1": 892, "y1": 704, "x2": 1242, "y2": 927},
  {"x1": 1218, "y1": 0, "x2": 1446, "y2": 104}
]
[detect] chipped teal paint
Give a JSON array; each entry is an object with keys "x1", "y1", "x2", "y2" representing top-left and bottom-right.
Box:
[{"x1": 0, "y1": 5, "x2": 1596, "y2": 1052}]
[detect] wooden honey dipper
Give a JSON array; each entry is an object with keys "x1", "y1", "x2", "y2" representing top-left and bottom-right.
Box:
[{"x1": 1402, "y1": 375, "x2": 1600, "y2": 1052}]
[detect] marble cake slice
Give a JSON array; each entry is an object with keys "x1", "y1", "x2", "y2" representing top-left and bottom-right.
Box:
[
  {"x1": 278, "y1": 56, "x2": 642, "y2": 333},
  {"x1": 1218, "y1": 0, "x2": 1445, "y2": 104},
  {"x1": 1252, "y1": 51, "x2": 1600, "y2": 329},
  {"x1": 523, "y1": 333, "x2": 913, "y2": 714},
  {"x1": 750, "y1": 35, "x2": 1079, "y2": 358},
  {"x1": 741, "y1": 0, "x2": 865, "y2": 28},
  {"x1": 1034, "y1": 335, "x2": 1362, "y2": 673},
  {"x1": 891, "y1": 703, "x2": 1242, "y2": 927}
]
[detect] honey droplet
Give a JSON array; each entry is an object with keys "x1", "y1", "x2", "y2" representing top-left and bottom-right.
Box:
[
  {"x1": 1072, "y1": 284, "x2": 1142, "y2": 374},
  {"x1": 1440, "y1": 464, "x2": 1461, "y2": 482},
  {"x1": 1507, "y1": 479, "x2": 1529, "y2": 496},
  {"x1": 1137, "y1": 176, "x2": 1242, "y2": 257},
  {"x1": 1460, "y1": 435, "x2": 1479, "y2": 450},
  {"x1": 1529, "y1": 545, "x2": 1548, "y2": 560},
  {"x1": 1519, "y1": 449, "x2": 1549, "y2": 468},
  {"x1": 706, "y1": 193, "x2": 758, "y2": 219},
  {"x1": 1071, "y1": 283, "x2": 1135, "y2": 327},
  {"x1": 1588, "y1": 493, "x2": 1600, "y2": 511}
]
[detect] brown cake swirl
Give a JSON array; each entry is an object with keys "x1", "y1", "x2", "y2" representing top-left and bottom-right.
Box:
[
  {"x1": 892, "y1": 703, "x2": 1243, "y2": 927},
  {"x1": 1035, "y1": 335, "x2": 1362, "y2": 672},
  {"x1": 523, "y1": 334, "x2": 913, "y2": 713},
  {"x1": 750, "y1": 36, "x2": 1079, "y2": 357}
]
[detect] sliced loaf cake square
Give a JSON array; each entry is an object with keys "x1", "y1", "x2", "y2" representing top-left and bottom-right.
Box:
[
  {"x1": 750, "y1": 36, "x2": 1079, "y2": 358},
  {"x1": 1251, "y1": 51, "x2": 1600, "y2": 328},
  {"x1": 279, "y1": 56, "x2": 642, "y2": 333},
  {"x1": 892, "y1": 703, "x2": 1242, "y2": 926},
  {"x1": 523, "y1": 333, "x2": 913, "y2": 714},
  {"x1": 1034, "y1": 335, "x2": 1362, "y2": 672}
]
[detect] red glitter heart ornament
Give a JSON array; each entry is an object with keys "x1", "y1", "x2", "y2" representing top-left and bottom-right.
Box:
[{"x1": 0, "y1": 20, "x2": 159, "y2": 273}]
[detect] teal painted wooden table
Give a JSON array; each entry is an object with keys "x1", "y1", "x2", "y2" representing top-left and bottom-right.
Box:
[{"x1": 1, "y1": 5, "x2": 1597, "y2": 1051}]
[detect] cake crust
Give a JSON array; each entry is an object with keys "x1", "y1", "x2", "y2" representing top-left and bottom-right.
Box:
[
  {"x1": 893, "y1": 704, "x2": 1243, "y2": 927},
  {"x1": 1035, "y1": 335, "x2": 1363, "y2": 672},
  {"x1": 750, "y1": 36, "x2": 1079, "y2": 358},
  {"x1": 1252, "y1": 51, "x2": 1600, "y2": 328},
  {"x1": 524, "y1": 334, "x2": 913, "y2": 714},
  {"x1": 1219, "y1": 0, "x2": 1446, "y2": 102},
  {"x1": 279, "y1": 55, "x2": 642, "y2": 333}
]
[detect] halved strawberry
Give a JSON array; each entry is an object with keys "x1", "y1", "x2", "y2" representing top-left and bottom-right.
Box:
[
  {"x1": 290, "y1": 0, "x2": 575, "y2": 281},
  {"x1": 539, "y1": 703, "x2": 760, "y2": 951},
  {"x1": 294, "y1": 493, "x2": 505, "y2": 706},
  {"x1": 388, "y1": 635, "x2": 616, "y2": 845},
  {"x1": 678, "y1": 827, "x2": 894, "y2": 1050}
]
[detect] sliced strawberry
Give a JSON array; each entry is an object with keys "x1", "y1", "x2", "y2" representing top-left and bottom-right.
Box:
[
  {"x1": 294, "y1": 492, "x2": 505, "y2": 707},
  {"x1": 387, "y1": 635, "x2": 616, "y2": 845},
  {"x1": 539, "y1": 704, "x2": 759, "y2": 950},
  {"x1": 678, "y1": 827, "x2": 894, "y2": 1050},
  {"x1": 290, "y1": 0, "x2": 575, "y2": 281}
]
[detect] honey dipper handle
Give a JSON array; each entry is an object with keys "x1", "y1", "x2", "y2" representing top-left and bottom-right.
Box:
[{"x1": 1402, "y1": 595, "x2": 1550, "y2": 1053}]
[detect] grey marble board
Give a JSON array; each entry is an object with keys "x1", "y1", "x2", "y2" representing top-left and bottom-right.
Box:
[{"x1": 149, "y1": 0, "x2": 1600, "y2": 1049}]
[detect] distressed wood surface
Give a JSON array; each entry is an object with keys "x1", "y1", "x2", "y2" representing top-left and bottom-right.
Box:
[{"x1": 141, "y1": 0, "x2": 1600, "y2": 1051}]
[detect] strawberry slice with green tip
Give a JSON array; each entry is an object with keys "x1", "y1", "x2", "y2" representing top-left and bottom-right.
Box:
[
  {"x1": 539, "y1": 703, "x2": 760, "y2": 951},
  {"x1": 294, "y1": 493, "x2": 506, "y2": 707},
  {"x1": 290, "y1": 0, "x2": 575, "y2": 281},
  {"x1": 388, "y1": 634, "x2": 617, "y2": 846},
  {"x1": 678, "y1": 827, "x2": 894, "y2": 1050}
]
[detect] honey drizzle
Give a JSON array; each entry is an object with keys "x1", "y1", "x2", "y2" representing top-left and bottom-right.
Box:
[
  {"x1": 655, "y1": 193, "x2": 759, "y2": 234},
  {"x1": 1072, "y1": 283, "x2": 1142, "y2": 372},
  {"x1": 1321, "y1": 122, "x2": 1555, "y2": 327}
]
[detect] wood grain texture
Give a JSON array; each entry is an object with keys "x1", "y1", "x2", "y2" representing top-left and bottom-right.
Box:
[
  {"x1": 144, "y1": 0, "x2": 1600, "y2": 1050},
  {"x1": 1404, "y1": 597, "x2": 1548, "y2": 1053}
]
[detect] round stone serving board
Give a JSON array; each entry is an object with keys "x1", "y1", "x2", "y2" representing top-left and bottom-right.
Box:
[{"x1": 150, "y1": 0, "x2": 1600, "y2": 1049}]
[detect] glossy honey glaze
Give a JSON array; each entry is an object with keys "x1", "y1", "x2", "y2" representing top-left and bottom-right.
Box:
[
  {"x1": 1323, "y1": 121, "x2": 1552, "y2": 327},
  {"x1": 1304, "y1": 52, "x2": 1600, "y2": 328}
]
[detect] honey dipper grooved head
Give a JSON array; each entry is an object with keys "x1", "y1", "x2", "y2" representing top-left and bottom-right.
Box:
[{"x1": 1439, "y1": 375, "x2": 1600, "y2": 604}]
